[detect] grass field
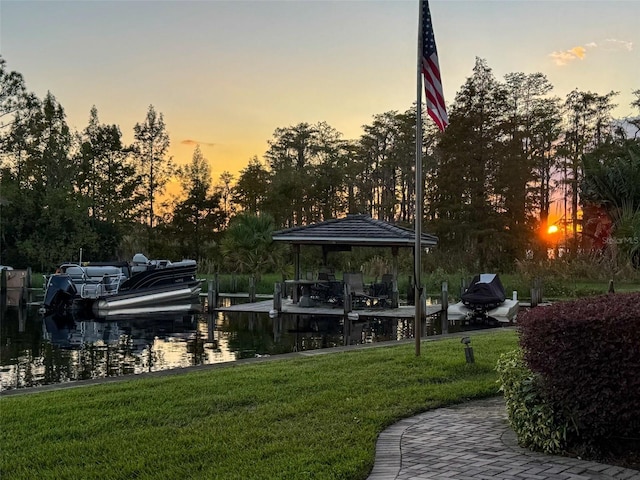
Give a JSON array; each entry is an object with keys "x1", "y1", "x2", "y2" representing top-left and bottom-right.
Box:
[{"x1": 1, "y1": 330, "x2": 518, "y2": 480}]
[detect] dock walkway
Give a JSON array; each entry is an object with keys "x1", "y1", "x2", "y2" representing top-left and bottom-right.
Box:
[{"x1": 215, "y1": 299, "x2": 442, "y2": 319}]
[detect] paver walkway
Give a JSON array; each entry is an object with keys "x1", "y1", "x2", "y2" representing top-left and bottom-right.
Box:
[{"x1": 368, "y1": 396, "x2": 640, "y2": 480}]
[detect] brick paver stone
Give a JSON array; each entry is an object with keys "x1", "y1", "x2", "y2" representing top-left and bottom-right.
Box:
[{"x1": 367, "y1": 397, "x2": 640, "y2": 480}]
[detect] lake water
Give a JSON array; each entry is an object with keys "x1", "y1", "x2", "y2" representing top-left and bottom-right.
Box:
[{"x1": 1, "y1": 297, "x2": 460, "y2": 392}]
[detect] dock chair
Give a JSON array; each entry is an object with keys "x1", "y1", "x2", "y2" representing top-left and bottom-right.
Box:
[
  {"x1": 317, "y1": 271, "x2": 335, "y2": 282},
  {"x1": 370, "y1": 274, "x2": 392, "y2": 297},
  {"x1": 317, "y1": 267, "x2": 335, "y2": 281},
  {"x1": 344, "y1": 272, "x2": 386, "y2": 308},
  {"x1": 370, "y1": 273, "x2": 394, "y2": 308}
]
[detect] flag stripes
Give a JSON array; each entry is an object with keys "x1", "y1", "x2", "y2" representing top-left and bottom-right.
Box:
[{"x1": 421, "y1": 0, "x2": 448, "y2": 131}]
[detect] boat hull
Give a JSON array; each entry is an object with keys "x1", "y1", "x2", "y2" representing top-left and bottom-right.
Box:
[{"x1": 93, "y1": 282, "x2": 202, "y2": 317}]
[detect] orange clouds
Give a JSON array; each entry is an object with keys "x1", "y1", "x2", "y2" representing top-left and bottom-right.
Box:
[
  {"x1": 550, "y1": 38, "x2": 633, "y2": 66},
  {"x1": 550, "y1": 45, "x2": 588, "y2": 66}
]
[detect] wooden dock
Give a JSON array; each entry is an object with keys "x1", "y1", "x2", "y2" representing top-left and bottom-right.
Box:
[
  {"x1": 201, "y1": 292, "x2": 273, "y2": 300},
  {"x1": 215, "y1": 299, "x2": 442, "y2": 319}
]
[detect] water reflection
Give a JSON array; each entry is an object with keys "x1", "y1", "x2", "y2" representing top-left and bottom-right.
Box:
[{"x1": 0, "y1": 302, "x2": 429, "y2": 392}]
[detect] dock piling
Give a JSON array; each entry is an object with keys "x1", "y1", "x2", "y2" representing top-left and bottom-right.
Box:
[
  {"x1": 440, "y1": 281, "x2": 449, "y2": 334},
  {"x1": 343, "y1": 283, "x2": 352, "y2": 314},
  {"x1": 530, "y1": 277, "x2": 543, "y2": 307},
  {"x1": 273, "y1": 282, "x2": 282, "y2": 312},
  {"x1": 391, "y1": 280, "x2": 399, "y2": 308},
  {"x1": 207, "y1": 276, "x2": 219, "y2": 312},
  {"x1": 249, "y1": 276, "x2": 256, "y2": 303}
]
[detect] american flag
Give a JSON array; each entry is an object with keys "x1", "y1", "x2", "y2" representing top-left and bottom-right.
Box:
[{"x1": 421, "y1": 0, "x2": 448, "y2": 131}]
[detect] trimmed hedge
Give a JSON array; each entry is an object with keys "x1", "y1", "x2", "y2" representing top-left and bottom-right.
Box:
[{"x1": 518, "y1": 293, "x2": 640, "y2": 446}]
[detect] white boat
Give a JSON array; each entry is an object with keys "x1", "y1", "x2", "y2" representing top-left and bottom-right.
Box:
[{"x1": 41, "y1": 254, "x2": 202, "y2": 318}]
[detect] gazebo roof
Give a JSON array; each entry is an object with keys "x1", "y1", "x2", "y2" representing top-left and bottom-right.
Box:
[{"x1": 272, "y1": 214, "x2": 438, "y2": 248}]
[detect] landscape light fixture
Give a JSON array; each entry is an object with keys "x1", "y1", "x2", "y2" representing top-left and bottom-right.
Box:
[{"x1": 461, "y1": 336, "x2": 475, "y2": 364}]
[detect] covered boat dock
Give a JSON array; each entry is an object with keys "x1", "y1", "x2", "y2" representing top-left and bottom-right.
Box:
[
  {"x1": 214, "y1": 214, "x2": 442, "y2": 321},
  {"x1": 271, "y1": 213, "x2": 438, "y2": 290}
]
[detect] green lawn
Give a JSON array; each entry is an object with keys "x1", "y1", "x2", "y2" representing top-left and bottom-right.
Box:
[{"x1": 1, "y1": 330, "x2": 518, "y2": 480}]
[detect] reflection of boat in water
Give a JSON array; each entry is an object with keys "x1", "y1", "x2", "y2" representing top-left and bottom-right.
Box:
[
  {"x1": 41, "y1": 254, "x2": 202, "y2": 318},
  {"x1": 42, "y1": 306, "x2": 202, "y2": 350},
  {"x1": 447, "y1": 273, "x2": 518, "y2": 324},
  {"x1": 42, "y1": 313, "x2": 126, "y2": 349}
]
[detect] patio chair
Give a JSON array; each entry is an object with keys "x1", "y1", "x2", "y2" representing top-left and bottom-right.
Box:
[
  {"x1": 370, "y1": 273, "x2": 393, "y2": 297},
  {"x1": 317, "y1": 270, "x2": 336, "y2": 281},
  {"x1": 344, "y1": 272, "x2": 387, "y2": 308}
]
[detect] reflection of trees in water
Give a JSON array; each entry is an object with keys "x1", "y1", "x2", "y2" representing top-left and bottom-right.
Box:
[
  {"x1": 218, "y1": 312, "x2": 415, "y2": 356},
  {"x1": 220, "y1": 312, "x2": 286, "y2": 359},
  {"x1": 0, "y1": 307, "x2": 77, "y2": 389},
  {"x1": 140, "y1": 343, "x2": 159, "y2": 372},
  {"x1": 73, "y1": 334, "x2": 138, "y2": 379},
  {"x1": 77, "y1": 344, "x2": 105, "y2": 380},
  {"x1": 115, "y1": 336, "x2": 136, "y2": 376},
  {"x1": 42, "y1": 342, "x2": 72, "y2": 385},
  {"x1": 186, "y1": 328, "x2": 207, "y2": 365},
  {"x1": 219, "y1": 313, "x2": 347, "y2": 356}
]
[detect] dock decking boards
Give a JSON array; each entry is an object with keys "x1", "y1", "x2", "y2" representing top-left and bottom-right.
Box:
[{"x1": 215, "y1": 299, "x2": 442, "y2": 319}]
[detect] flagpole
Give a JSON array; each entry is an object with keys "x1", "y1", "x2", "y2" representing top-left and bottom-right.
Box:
[{"x1": 414, "y1": 0, "x2": 424, "y2": 356}]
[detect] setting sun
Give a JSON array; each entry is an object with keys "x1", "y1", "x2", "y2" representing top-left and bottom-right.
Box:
[{"x1": 547, "y1": 225, "x2": 559, "y2": 235}]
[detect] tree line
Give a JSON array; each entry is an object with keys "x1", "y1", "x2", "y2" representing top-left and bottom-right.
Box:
[{"x1": 1, "y1": 55, "x2": 639, "y2": 274}]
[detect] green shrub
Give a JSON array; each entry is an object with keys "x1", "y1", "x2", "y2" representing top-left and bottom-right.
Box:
[{"x1": 496, "y1": 349, "x2": 571, "y2": 454}]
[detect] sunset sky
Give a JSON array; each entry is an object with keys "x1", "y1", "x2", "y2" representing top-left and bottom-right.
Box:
[{"x1": 1, "y1": 0, "x2": 638, "y2": 197}]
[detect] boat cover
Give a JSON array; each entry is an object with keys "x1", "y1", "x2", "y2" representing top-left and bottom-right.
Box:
[{"x1": 461, "y1": 273, "x2": 506, "y2": 309}]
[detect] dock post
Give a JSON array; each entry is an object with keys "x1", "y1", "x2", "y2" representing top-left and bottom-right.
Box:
[
  {"x1": 530, "y1": 277, "x2": 542, "y2": 307},
  {"x1": 343, "y1": 313, "x2": 351, "y2": 346},
  {"x1": 538, "y1": 277, "x2": 543, "y2": 303},
  {"x1": 207, "y1": 279, "x2": 217, "y2": 312},
  {"x1": 18, "y1": 301, "x2": 26, "y2": 332},
  {"x1": 440, "y1": 281, "x2": 449, "y2": 335},
  {"x1": 392, "y1": 280, "x2": 399, "y2": 308},
  {"x1": 207, "y1": 311, "x2": 216, "y2": 342},
  {"x1": 343, "y1": 283, "x2": 352, "y2": 314},
  {"x1": 249, "y1": 276, "x2": 256, "y2": 303},
  {"x1": 0, "y1": 268, "x2": 6, "y2": 304},
  {"x1": 24, "y1": 267, "x2": 32, "y2": 305},
  {"x1": 530, "y1": 286, "x2": 537, "y2": 307},
  {"x1": 273, "y1": 282, "x2": 282, "y2": 312},
  {"x1": 343, "y1": 283, "x2": 353, "y2": 346}
]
